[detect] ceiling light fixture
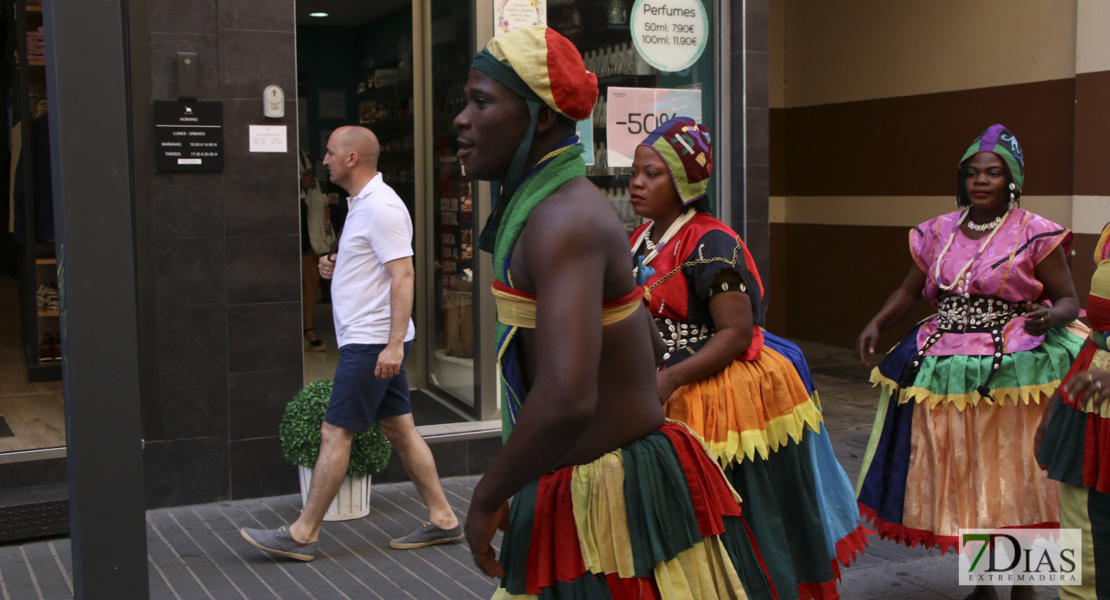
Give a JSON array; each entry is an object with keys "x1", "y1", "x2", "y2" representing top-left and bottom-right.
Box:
[{"x1": 309, "y1": 12, "x2": 328, "y2": 17}]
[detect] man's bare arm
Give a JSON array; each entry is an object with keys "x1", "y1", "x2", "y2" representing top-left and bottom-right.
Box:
[{"x1": 376, "y1": 256, "x2": 414, "y2": 379}]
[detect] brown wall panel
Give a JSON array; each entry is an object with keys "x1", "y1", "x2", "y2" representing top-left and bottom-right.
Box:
[
  {"x1": 766, "y1": 222, "x2": 787, "y2": 333},
  {"x1": 1073, "y1": 232, "x2": 1098, "y2": 311},
  {"x1": 777, "y1": 225, "x2": 1100, "y2": 351},
  {"x1": 770, "y1": 108, "x2": 786, "y2": 197},
  {"x1": 781, "y1": 223, "x2": 934, "y2": 350},
  {"x1": 1074, "y1": 71, "x2": 1110, "y2": 196},
  {"x1": 778, "y1": 79, "x2": 1075, "y2": 198}
]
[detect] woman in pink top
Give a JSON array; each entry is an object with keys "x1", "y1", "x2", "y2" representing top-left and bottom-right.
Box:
[{"x1": 855, "y1": 125, "x2": 1085, "y2": 600}]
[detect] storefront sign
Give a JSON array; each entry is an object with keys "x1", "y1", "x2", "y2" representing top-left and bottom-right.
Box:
[
  {"x1": 153, "y1": 101, "x2": 223, "y2": 172},
  {"x1": 605, "y1": 86, "x2": 702, "y2": 167},
  {"x1": 249, "y1": 125, "x2": 288, "y2": 153},
  {"x1": 629, "y1": 0, "x2": 708, "y2": 72},
  {"x1": 494, "y1": 0, "x2": 547, "y2": 35}
]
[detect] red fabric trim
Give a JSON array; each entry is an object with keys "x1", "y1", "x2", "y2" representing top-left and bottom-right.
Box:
[
  {"x1": 493, "y1": 279, "x2": 533, "y2": 299},
  {"x1": 1094, "y1": 411, "x2": 1110, "y2": 493},
  {"x1": 526, "y1": 468, "x2": 586, "y2": 594},
  {"x1": 1085, "y1": 411, "x2": 1100, "y2": 488},
  {"x1": 832, "y1": 523, "x2": 871, "y2": 568},
  {"x1": 741, "y1": 516, "x2": 780, "y2": 600},
  {"x1": 796, "y1": 578, "x2": 839, "y2": 600},
  {"x1": 1088, "y1": 296, "x2": 1110, "y2": 333},
  {"x1": 792, "y1": 525, "x2": 870, "y2": 600},
  {"x1": 604, "y1": 286, "x2": 645, "y2": 308},
  {"x1": 1059, "y1": 342, "x2": 1096, "y2": 409},
  {"x1": 605, "y1": 573, "x2": 661, "y2": 600},
  {"x1": 741, "y1": 327, "x2": 766, "y2": 362},
  {"x1": 859, "y1": 503, "x2": 958, "y2": 554},
  {"x1": 544, "y1": 28, "x2": 597, "y2": 121},
  {"x1": 659, "y1": 423, "x2": 741, "y2": 538},
  {"x1": 860, "y1": 503, "x2": 1058, "y2": 556}
]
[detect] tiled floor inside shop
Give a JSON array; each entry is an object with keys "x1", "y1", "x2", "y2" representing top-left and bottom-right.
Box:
[{"x1": 0, "y1": 276, "x2": 64, "y2": 454}]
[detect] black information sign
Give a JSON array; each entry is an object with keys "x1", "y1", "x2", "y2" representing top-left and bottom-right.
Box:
[{"x1": 153, "y1": 100, "x2": 223, "y2": 172}]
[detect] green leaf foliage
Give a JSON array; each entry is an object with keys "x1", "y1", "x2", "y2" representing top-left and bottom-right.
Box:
[{"x1": 279, "y1": 380, "x2": 392, "y2": 478}]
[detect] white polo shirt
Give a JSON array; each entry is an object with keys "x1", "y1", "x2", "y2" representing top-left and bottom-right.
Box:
[{"x1": 330, "y1": 174, "x2": 416, "y2": 347}]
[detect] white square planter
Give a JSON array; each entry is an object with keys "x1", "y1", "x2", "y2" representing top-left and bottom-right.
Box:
[{"x1": 298, "y1": 466, "x2": 371, "y2": 522}]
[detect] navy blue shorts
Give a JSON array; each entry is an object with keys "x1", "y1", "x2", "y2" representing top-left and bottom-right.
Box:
[{"x1": 325, "y1": 340, "x2": 413, "y2": 433}]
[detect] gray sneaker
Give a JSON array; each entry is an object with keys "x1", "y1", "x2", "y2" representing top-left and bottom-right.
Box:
[
  {"x1": 240, "y1": 526, "x2": 317, "y2": 562},
  {"x1": 389, "y1": 521, "x2": 463, "y2": 550}
]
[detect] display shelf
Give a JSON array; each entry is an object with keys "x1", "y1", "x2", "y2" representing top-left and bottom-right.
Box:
[
  {"x1": 8, "y1": 0, "x2": 59, "y2": 381},
  {"x1": 596, "y1": 73, "x2": 656, "y2": 88},
  {"x1": 587, "y1": 173, "x2": 632, "y2": 182},
  {"x1": 359, "y1": 117, "x2": 413, "y2": 136},
  {"x1": 26, "y1": 363, "x2": 61, "y2": 383},
  {"x1": 565, "y1": 27, "x2": 632, "y2": 50},
  {"x1": 357, "y1": 78, "x2": 413, "y2": 100}
]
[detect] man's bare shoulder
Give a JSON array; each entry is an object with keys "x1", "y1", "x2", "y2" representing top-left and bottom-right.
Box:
[{"x1": 525, "y1": 177, "x2": 618, "y2": 244}]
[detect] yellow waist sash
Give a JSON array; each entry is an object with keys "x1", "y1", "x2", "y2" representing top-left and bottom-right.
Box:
[{"x1": 492, "y1": 281, "x2": 644, "y2": 329}]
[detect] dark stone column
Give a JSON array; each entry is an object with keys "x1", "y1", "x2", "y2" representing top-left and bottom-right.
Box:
[{"x1": 44, "y1": 0, "x2": 149, "y2": 596}]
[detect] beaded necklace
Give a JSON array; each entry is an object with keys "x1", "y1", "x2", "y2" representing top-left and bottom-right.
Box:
[
  {"x1": 933, "y1": 208, "x2": 1011, "y2": 292},
  {"x1": 631, "y1": 207, "x2": 697, "y2": 278},
  {"x1": 967, "y1": 212, "x2": 1006, "y2": 232}
]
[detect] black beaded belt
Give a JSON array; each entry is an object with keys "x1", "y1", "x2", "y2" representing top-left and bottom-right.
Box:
[
  {"x1": 933, "y1": 294, "x2": 1026, "y2": 334},
  {"x1": 901, "y1": 294, "x2": 1027, "y2": 400}
]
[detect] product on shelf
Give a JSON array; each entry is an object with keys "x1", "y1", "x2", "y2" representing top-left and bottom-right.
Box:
[
  {"x1": 38, "y1": 332, "x2": 55, "y2": 362},
  {"x1": 35, "y1": 283, "x2": 58, "y2": 311}
]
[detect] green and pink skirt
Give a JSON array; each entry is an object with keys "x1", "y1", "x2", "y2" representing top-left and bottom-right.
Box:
[{"x1": 857, "y1": 324, "x2": 1086, "y2": 552}]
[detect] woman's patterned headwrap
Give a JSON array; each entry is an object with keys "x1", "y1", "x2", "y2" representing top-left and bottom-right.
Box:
[
  {"x1": 638, "y1": 117, "x2": 713, "y2": 206},
  {"x1": 959, "y1": 124, "x2": 1025, "y2": 192}
]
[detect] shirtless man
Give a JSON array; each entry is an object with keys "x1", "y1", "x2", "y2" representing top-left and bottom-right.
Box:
[{"x1": 456, "y1": 26, "x2": 773, "y2": 599}]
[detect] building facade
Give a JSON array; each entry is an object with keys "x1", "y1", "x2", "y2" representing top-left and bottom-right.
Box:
[{"x1": 766, "y1": 0, "x2": 1110, "y2": 353}]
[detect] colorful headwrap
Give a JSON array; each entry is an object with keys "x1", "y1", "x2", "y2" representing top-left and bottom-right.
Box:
[
  {"x1": 959, "y1": 123, "x2": 1025, "y2": 191},
  {"x1": 471, "y1": 25, "x2": 597, "y2": 252},
  {"x1": 637, "y1": 117, "x2": 713, "y2": 206}
]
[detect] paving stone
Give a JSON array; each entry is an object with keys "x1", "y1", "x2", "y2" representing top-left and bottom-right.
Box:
[
  {"x1": 0, "y1": 544, "x2": 43, "y2": 600},
  {"x1": 21, "y1": 540, "x2": 72, "y2": 599},
  {"x1": 838, "y1": 563, "x2": 933, "y2": 597}
]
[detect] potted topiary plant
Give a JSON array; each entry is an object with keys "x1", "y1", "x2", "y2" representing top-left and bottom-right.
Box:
[{"x1": 280, "y1": 379, "x2": 392, "y2": 521}]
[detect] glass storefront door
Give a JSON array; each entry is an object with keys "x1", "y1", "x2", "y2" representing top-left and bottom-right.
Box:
[
  {"x1": 411, "y1": 0, "x2": 722, "y2": 415},
  {"x1": 548, "y1": 0, "x2": 719, "y2": 230},
  {"x1": 419, "y1": 0, "x2": 482, "y2": 410}
]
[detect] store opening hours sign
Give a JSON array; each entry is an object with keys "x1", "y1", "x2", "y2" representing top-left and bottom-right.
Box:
[
  {"x1": 630, "y1": 0, "x2": 708, "y2": 72},
  {"x1": 606, "y1": 86, "x2": 702, "y2": 168}
]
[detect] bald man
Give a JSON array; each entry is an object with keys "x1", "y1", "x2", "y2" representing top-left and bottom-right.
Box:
[{"x1": 242, "y1": 126, "x2": 461, "y2": 561}]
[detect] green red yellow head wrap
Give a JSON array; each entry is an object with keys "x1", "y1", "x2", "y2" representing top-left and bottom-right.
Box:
[
  {"x1": 471, "y1": 25, "x2": 597, "y2": 252},
  {"x1": 638, "y1": 117, "x2": 713, "y2": 206},
  {"x1": 475, "y1": 25, "x2": 598, "y2": 121}
]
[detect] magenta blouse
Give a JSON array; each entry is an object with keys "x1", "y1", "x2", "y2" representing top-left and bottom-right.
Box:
[{"x1": 910, "y1": 208, "x2": 1071, "y2": 357}]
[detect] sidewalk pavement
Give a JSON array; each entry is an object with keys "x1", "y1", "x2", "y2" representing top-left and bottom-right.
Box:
[{"x1": 0, "y1": 341, "x2": 1059, "y2": 599}]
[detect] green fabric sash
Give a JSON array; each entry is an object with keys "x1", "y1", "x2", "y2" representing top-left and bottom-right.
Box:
[{"x1": 491, "y1": 138, "x2": 585, "y2": 440}]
